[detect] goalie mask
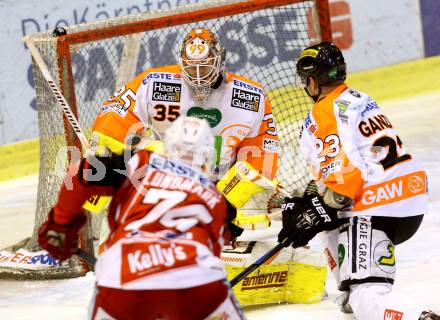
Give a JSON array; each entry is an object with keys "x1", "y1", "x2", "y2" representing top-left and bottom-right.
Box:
[
  {"x1": 180, "y1": 28, "x2": 226, "y2": 104},
  {"x1": 164, "y1": 116, "x2": 214, "y2": 170}
]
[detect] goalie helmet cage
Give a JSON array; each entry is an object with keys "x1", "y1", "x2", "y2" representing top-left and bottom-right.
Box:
[{"x1": 10, "y1": 0, "x2": 331, "y2": 279}]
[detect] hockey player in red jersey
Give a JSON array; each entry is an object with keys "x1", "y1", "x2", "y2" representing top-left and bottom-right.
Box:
[
  {"x1": 277, "y1": 42, "x2": 439, "y2": 320},
  {"x1": 38, "y1": 117, "x2": 246, "y2": 320}
]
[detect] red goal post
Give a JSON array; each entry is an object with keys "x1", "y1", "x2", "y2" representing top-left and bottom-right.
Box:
[{"x1": 7, "y1": 0, "x2": 331, "y2": 279}]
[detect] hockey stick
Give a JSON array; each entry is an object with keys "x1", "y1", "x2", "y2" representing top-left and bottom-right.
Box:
[
  {"x1": 227, "y1": 172, "x2": 299, "y2": 287},
  {"x1": 23, "y1": 35, "x2": 89, "y2": 149},
  {"x1": 76, "y1": 249, "x2": 97, "y2": 270},
  {"x1": 230, "y1": 237, "x2": 291, "y2": 287}
]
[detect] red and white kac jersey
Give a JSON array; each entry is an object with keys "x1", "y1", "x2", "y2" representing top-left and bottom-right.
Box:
[
  {"x1": 299, "y1": 84, "x2": 428, "y2": 218},
  {"x1": 92, "y1": 65, "x2": 279, "y2": 179},
  {"x1": 90, "y1": 151, "x2": 229, "y2": 290}
]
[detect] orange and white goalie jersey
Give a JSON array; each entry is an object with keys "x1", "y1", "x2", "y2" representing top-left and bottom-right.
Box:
[
  {"x1": 92, "y1": 65, "x2": 279, "y2": 179},
  {"x1": 299, "y1": 84, "x2": 428, "y2": 218},
  {"x1": 95, "y1": 151, "x2": 228, "y2": 290}
]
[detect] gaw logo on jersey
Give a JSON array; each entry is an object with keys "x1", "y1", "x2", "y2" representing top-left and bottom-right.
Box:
[
  {"x1": 152, "y1": 82, "x2": 181, "y2": 102},
  {"x1": 374, "y1": 240, "x2": 396, "y2": 274},
  {"x1": 186, "y1": 106, "x2": 222, "y2": 128},
  {"x1": 231, "y1": 88, "x2": 260, "y2": 112},
  {"x1": 408, "y1": 175, "x2": 425, "y2": 193}
]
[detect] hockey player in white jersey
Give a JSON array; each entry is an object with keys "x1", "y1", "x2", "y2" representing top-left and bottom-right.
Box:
[
  {"x1": 277, "y1": 42, "x2": 439, "y2": 320},
  {"x1": 89, "y1": 28, "x2": 280, "y2": 232}
]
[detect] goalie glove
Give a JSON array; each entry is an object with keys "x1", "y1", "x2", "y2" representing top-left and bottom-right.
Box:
[
  {"x1": 277, "y1": 194, "x2": 339, "y2": 248},
  {"x1": 216, "y1": 162, "x2": 277, "y2": 230},
  {"x1": 38, "y1": 208, "x2": 87, "y2": 261}
]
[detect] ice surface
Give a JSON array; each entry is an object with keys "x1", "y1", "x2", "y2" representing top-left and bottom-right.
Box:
[{"x1": 0, "y1": 93, "x2": 439, "y2": 319}]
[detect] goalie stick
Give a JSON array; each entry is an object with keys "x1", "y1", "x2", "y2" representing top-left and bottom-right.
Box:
[
  {"x1": 24, "y1": 35, "x2": 97, "y2": 261},
  {"x1": 23, "y1": 35, "x2": 89, "y2": 150}
]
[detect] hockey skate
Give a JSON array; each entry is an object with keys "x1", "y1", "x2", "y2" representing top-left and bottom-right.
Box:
[
  {"x1": 420, "y1": 311, "x2": 440, "y2": 320},
  {"x1": 335, "y1": 291, "x2": 353, "y2": 314}
]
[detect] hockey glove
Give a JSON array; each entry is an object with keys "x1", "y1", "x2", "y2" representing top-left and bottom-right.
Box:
[
  {"x1": 38, "y1": 208, "x2": 87, "y2": 261},
  {"x1": 277, "y1": 197, "x2": 309, "y2": 246},
  {"x1": 277, "y1": 194, "x2": 339, "y2": 248}
]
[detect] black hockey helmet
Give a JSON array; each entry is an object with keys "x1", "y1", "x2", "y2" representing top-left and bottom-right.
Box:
[{"x1": 296, "y1": 42, "x2": 346, "y2": 87}]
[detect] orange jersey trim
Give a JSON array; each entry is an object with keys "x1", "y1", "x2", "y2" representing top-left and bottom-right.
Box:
[{"x1": 353, "y1": 171, "x2": 427, "y2": 211}]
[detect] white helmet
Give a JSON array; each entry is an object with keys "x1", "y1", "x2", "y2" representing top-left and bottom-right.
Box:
[
  {"x1": 180, "y1": 28, "x2": 226, "y2": 104},
  {"x1": 164, "y1": 116, "x2": 215, "y2": 170}
]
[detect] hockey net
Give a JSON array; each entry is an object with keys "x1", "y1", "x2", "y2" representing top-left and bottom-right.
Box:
[{"x1": 1, "y1": 0, "x2": 331, "y2": 279}]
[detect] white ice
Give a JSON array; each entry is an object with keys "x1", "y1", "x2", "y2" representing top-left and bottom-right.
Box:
[{"x1": 0, "y1": 93, "x2": 439, "y2": 319}]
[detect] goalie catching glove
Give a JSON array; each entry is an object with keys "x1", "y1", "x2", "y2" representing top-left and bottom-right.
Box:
[
  {"x1": 278, "y1": 193, "x2": 339, "y2": 248},
  {"x1": 38, "y1": 208, "x2": 87, "y2": 261},
  {"x1": 217, "y1": 161, "x2": 279, "y2": 230}
]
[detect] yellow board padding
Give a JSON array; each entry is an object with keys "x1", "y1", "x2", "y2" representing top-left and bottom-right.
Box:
[
  {"x1": 0, "y1": 139, "x2": 39, "y2": 182},
  {"x1": 226, "y1": 261, "x2": 327, "y2": 306},
  {"x1": 347, "y1": 55, "x2": 440, "y2": 103},
  {"x1": 2, "y1": 55, "x2": 440, "y2": 182}
]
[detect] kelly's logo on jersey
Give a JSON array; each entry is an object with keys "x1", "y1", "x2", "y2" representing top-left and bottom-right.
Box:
[
  {"x1": 152, "y1": 82, "x2": 181, "y2": 102},
  {"x1": 231, "y1": 88, "x2": 260, "y2": 112},
  {"x1": 121, "y1": 242, "x2": 195, "y2": 285}
]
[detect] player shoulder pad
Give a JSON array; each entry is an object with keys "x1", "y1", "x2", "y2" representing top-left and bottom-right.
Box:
[{"x1": 338, "y1": 87, "x2": 374, "y2": 113}]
